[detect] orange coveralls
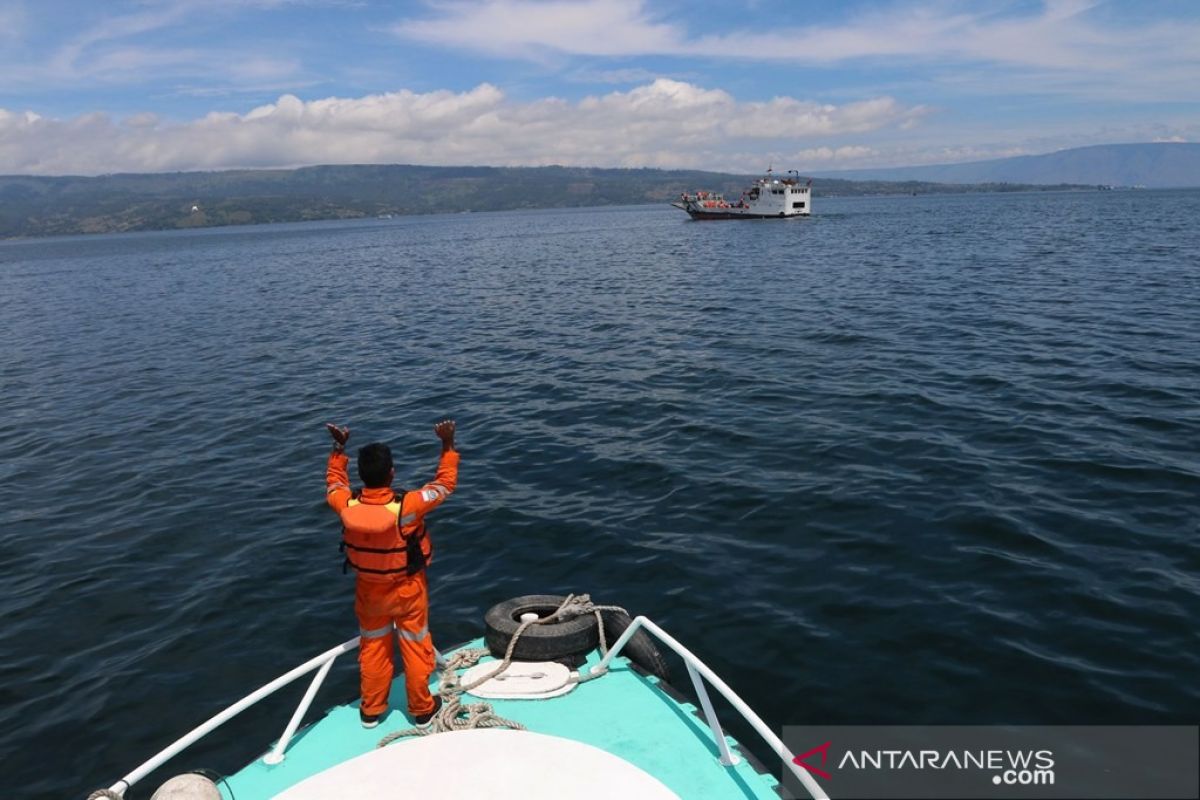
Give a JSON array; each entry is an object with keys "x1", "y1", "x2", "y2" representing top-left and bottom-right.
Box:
[{"x1": 326, "y1": 448, "x2": 459, "y2": 717}]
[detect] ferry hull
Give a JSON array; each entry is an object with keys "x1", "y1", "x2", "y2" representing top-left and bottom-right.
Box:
[{"x1": 681, "y1": 208, "x2": 806, "y2": 220}]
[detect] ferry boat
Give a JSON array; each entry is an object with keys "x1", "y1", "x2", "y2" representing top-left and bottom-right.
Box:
[
  {"x1": 87, "y1": 593, "x2": 828, "y2": 800},
  {"x1": 672, "y1": 170, "x2": 812, "y2": 219}
]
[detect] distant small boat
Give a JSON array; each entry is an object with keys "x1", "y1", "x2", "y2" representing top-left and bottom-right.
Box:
[{"x1": 672, "y1": 170, "x2": 812, "y2": 219}]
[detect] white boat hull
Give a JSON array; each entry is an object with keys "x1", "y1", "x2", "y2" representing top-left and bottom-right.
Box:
[{"x1": 671, "y1": 203, "x2": 808, "y2": 220}]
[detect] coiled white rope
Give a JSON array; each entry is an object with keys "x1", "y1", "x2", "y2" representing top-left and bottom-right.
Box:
[{"x1": 378, "y1": 593, "x2": 628, "y2": 747}]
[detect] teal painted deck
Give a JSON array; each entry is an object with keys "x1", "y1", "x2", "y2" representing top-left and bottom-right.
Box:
[{"x1": 220, "y1": 639, "x2": 782, "y2": 799}]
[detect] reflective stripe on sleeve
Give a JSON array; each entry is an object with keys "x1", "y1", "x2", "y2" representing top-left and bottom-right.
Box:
[
  {"x1": 360, "y1": 623, "x2": 395, "y2": 639},
  {"x1": 400, "y1": 513, "x2": 417, "y2": 526}
]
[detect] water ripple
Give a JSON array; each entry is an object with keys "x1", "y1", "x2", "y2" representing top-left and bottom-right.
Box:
[{"x1": 2, "y1": 193, "x2": 1199, "y2": 795}]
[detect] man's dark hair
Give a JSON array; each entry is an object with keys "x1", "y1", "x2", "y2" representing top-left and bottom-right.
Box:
[{"x1": 357, "y1": 443, "x2": 393, "y2": 488}]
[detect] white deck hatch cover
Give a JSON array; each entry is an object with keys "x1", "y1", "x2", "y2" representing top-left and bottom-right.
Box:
[
  {"x1": 460, "y1": 660, "x2": 575, "y2": 699},
  {"x1": 274, "y1": 728, "x2": 681, "y2": 799}
]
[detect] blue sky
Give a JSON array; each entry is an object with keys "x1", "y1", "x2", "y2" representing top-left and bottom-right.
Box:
[{"x1": 0, "y1": 0, "x2": 1197, "y2": 174}]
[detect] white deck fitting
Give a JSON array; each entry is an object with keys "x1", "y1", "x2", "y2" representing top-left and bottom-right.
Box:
[
  {"x1": 274, "y1": 728, "x2": 680, "y2": 800},
  {"x1": 461, "y1": 660, "x2": 575, "y2": 699}
]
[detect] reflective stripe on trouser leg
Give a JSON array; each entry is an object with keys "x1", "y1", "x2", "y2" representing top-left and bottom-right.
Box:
[
  {"x1": 395, "y1": 574, "x2": 436, "y2": 718},
  {"x1": 397, "y1": 624, "x2": 428, "y2": 642},
  {"x1": 360, "y1": 623, "x2": 394, "y2": 639},
  {"x1": 357, "y1": 623, "x2": 395, "y2": 716},
  {"x1": 356, "y1": 581, "x2": 399, "y2": 717}
]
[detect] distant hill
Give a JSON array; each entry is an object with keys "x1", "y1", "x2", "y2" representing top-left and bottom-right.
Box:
[
  {"x1": 812, "y1": 143, "x2": 1200, "y2": 187},
  {"x1": 0, "y1": 164, "x2": 1090, "y2": 238}
]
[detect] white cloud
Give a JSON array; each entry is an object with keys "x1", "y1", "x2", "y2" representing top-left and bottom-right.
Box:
[
  {"x1": 392, "y1": 1, "x2": 1200, "y2": 101},
  {"x1": 788, "y1": 120, "x2": 1200, "y2": 170},
  {"x1": 2, "y1": 2, "x2": 314, "y2": 92},
  {"x1": 788, "y1": 145, "x2": 879, "y2": 164},
  {"x1": 565, "y1": 66, "x2": 671, "y2": 85},
  {"x1": 0, "y1": 2, "x2": 27, "y2": 41},
  {"x1": 47, "y1": 3, "x2": 197, "y2": 78},
  {"x1": 393, "y1": 0, "x2": 681, "y2": 57},
  {"x1": 84, "y1": 46, "x2": 209, "y2": 76},
  {"x1": 0, "y1": 79, "x2": 926, "y2": 175}
]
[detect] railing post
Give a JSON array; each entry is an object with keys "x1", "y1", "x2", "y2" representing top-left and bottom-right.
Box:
[
  {"x1": 263, "y1": 655, "x2": 338, "y2": 765},
  {"x1": 591, "y1": 616, "x2": 646, "y2": 675},
  {"x1": 600, "y1": 617, "x2": 829, "y2": 800},
  {"x1": 107, "y1": 636, "x2": 359, "y2": 794},
  {"x1": 686, "y1": 661, "x2": 740, "y2": 766}
]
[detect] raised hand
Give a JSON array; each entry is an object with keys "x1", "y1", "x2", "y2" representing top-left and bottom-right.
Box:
[
  {"x1": 325, "y1": 423, "x2": 350, "y2": 450},
  {"x1": 434, "y1": 419, "x2": 456, "y2": 451}
]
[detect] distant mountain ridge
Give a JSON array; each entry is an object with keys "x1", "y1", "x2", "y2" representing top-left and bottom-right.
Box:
[
  {"x1": 812, "y1": 143, "x2": 1200, "y2": 187},
  {"x1": 0, "y1": 165, "x2": 1088, "y2": 238}
]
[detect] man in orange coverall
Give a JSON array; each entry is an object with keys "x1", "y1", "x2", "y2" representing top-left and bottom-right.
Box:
[{"x1": 325, "y1": 419, "x2": 459, "y2": 728}]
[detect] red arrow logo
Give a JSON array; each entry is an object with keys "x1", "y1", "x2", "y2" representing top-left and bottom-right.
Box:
[{"x1": 792, "y1": 741, "x2": 833, "y2": 780}]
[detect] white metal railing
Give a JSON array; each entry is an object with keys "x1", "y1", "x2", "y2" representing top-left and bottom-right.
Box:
[
  {"x1": 97, "y1": 617, "x2": 828, "y2": 800},
  {"x1": 97, "y1": 636, "x2": 360, "y2": 797},
  {"x1": 589, "y1": 616, "x2": 830, "y2": 800}
]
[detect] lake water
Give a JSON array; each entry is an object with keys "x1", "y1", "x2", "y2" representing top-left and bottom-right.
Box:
[{"x1": 1, "y1": 191, "x2": 1198, "y2": 798}]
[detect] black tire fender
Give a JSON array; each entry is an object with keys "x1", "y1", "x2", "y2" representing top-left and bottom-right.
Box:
[
  {"x1": 600, "y1": 609, "x2": 672, "y2": 682},
  {"x1": 484, "y1": 595, "x2": 599, "y2": 661}
]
